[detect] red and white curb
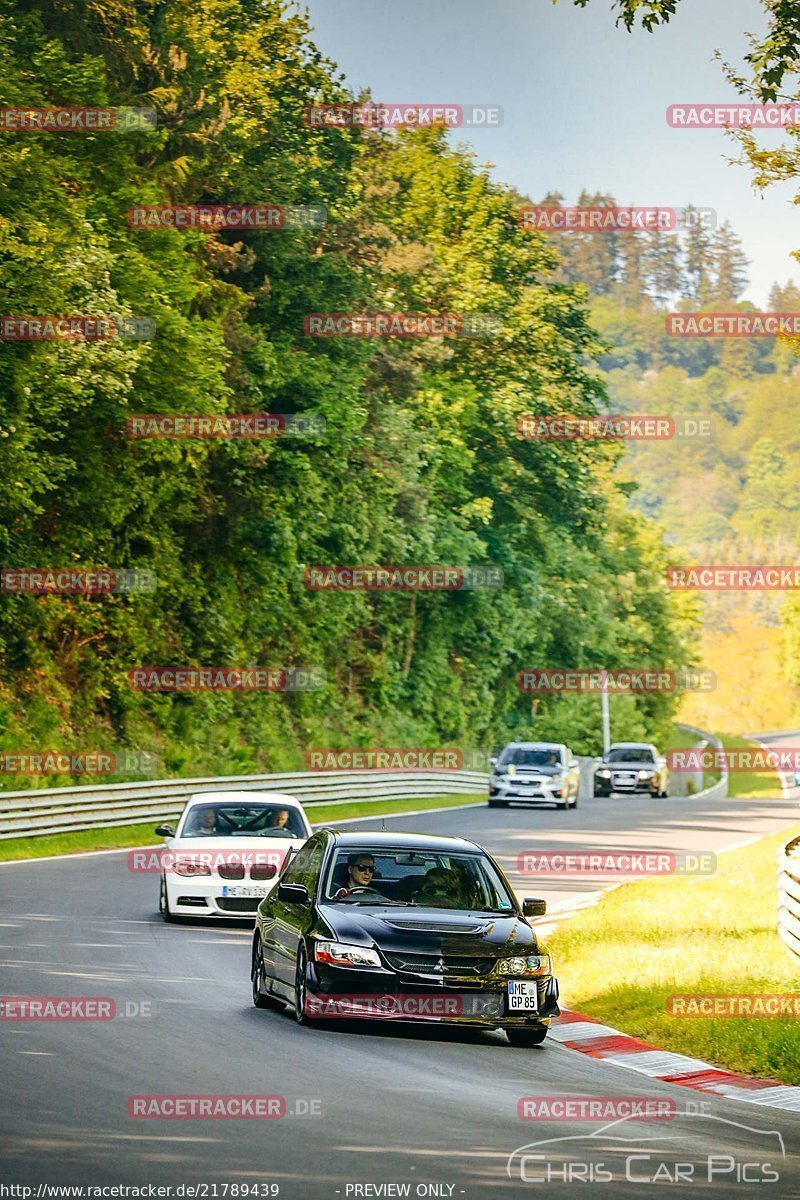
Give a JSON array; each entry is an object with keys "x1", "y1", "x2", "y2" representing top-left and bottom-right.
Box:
[{"x1": 553, "y1": 1009, "x2": 800, "y2": 1113}]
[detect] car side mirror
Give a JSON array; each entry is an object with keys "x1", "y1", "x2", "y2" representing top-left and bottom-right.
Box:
[
  {"x1": 490, "y1": 756, "x2": 498, "y2": 768},
  {"x1": 522, "y1": 897, "x2": 547, "y2": 917},
  {"x1": 277, "y1": 883, "x2": 309, "y2": 904},
  {"x1": 155, "y1": 824, "x2": 175, "y2": 837}
]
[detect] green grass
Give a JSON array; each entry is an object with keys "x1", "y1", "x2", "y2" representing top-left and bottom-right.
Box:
[
  {"x1": 719, "y1": 733, "x2": 782, "y2": 798},
  {"x1": 549, "y1": 820, "x2": 800, "y2": 1084},
  {"x1": 0, "y1": 792, "x2": 484, "y2": 861}
]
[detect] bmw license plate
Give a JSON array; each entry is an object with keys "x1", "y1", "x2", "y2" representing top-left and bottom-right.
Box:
[
  {"x1": 221, "y1": 885, "x2": 269, "y2": 898},
  {"x1": 507, "y1": 980, "x2": 539, "y2": 1011}
]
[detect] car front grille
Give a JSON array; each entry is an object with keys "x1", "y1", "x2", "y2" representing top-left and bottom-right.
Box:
[
  {"x1": 383, "y1": 953, "x2": 495, "y2": 977},
  {"x1": 218, "y1": 864, "x2": 246, "y2": 880}
]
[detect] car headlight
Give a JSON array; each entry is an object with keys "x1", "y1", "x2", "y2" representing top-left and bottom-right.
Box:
[
  {"x1": 496, "y1": 954, "x2": 551, "y2": 977},
  {"x1": 550, "y1": 773, "x2": 563, "y2": 785},
  {"x1": 172, "y1": 859, "x2": 211, "y2": 877},
  {"x1": 314, "y1": 941, "x2": 382, "y2": 968},
  {"x1": 597, "y1": 769, "x2": 611, "y2": 779},
  {"x1": 638, "y1": 770, "x2": 654, "y2": 780}
]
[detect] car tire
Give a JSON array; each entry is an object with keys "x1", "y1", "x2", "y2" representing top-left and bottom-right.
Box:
[
  {"x1": 252, "y1": 935, "x2": 283, "y2": 1010},
  {"x1": 506, "y1": 1024, "x2": 548, "y2": 1047},
  {"x1": 159, "y1": 876, "x2": 177, "y2": 923},
  {"x1": 294, "y1": 944, "x2": 313, "y2": 1025}
]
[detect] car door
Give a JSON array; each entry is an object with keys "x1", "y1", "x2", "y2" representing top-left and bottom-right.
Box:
[{"x1": 272, "y1": 835, "x2": 325, "y2": 987}]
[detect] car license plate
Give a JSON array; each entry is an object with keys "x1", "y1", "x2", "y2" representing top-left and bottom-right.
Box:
[
  {"x1": 221, "y1": 885, "x2": 269, "y2": 898},
  {"x1": 507, "y1": 980, "x2": 539, "y2": 1011}
]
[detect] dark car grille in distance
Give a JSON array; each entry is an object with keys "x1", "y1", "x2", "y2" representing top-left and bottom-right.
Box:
[{"x1": 384, "y1": 953, "x2": 495, "y2": 976}]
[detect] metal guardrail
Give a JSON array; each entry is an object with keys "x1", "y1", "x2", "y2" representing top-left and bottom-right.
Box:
[
  {"x1": 778, "y1": 836, "x2": 800, "y2": 960},
  {"x1": 674, "y1": 723, "x2": 729, "y2": 803},
  {"x1": 0, "y1": 770, "x2": 489, "y2": 840}
]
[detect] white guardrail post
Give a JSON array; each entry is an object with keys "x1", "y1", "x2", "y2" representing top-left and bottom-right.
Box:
[
  {"x1": 778, "y1": 836, "x2": 800, "y2": 960},
  {"x1": 0, "y1": 769, "x2": 490, "y2": 840}
]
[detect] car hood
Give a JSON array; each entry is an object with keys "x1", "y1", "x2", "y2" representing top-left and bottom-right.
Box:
[
  {"x1": 602, "y1": 760, "x2": 656, "y2": 770},
  {"x1": 316, "y1": 904, "x2": 541, "y2": 955}
]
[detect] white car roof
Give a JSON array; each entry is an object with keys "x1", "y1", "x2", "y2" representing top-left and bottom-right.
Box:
[{"x1": 183, "y1": 790, "x2": 305, "y2": 809}]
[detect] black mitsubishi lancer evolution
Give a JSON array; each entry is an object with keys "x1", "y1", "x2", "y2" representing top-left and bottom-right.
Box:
[{"x1": 250, "y1": 829, "x2": 560, "y2": 1046}]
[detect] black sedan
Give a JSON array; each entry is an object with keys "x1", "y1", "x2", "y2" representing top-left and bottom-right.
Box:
[{"x1": 250, "y1": 829, "x2": 560, "y2": 1046}]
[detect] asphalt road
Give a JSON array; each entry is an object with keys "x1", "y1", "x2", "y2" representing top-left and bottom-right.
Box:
[{"x1": 2, "y1": 781, "x2": 800, "y2": 1198}]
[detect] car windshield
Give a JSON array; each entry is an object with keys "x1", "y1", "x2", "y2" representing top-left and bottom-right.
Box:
[
  {"x1": 181, "y1": 803, "x2": 307, "y2": 838},
  {"x1": 322, "y1": 849, "x2": 517, "y2": 911},
  {"x1": 499, "y1": 747, "x2": 561, "y2": 768},
  {"x1": 607, "y1": 748, "x2": 655, "y2": 764}
]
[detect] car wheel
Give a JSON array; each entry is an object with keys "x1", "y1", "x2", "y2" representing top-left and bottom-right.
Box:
[
  {"x1": 506, "y1": 1024, "x2": 549, "y2": 1047},
  {"x1": 159, "y1": 876, "x2": 177, "y2": 923},
  {"x1": 252, "y1": 935, "x2": 283, "y2": 1010},
  {"x1": 294, "y1": 944, "x2": 313, "y2": 1025}
]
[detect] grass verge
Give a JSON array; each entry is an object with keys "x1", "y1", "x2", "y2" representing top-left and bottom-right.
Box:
[
  {"x1": 0, "y1": 793, "x2": 484, "y2": 862},
  {"x1": 549, "y1": 820, "x2": 800, "y2": 1084}
]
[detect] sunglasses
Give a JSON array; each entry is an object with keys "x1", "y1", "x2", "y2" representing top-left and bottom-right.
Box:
[{"x1": 353, "y1": 863, "x2": 375, "y2": 872}]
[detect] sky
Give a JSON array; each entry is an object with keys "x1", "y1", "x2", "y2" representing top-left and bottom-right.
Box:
[{"x1": 299, "y1": 0, "x2": 798, "y2": 306}]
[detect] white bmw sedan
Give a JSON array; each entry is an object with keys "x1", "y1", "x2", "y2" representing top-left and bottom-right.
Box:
[{"x1": 156, "y1": 791, "x2": 312, "y2": 921}]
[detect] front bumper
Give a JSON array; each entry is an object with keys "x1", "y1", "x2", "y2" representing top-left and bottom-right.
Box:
[
  {"x1": 306, "y1": 960, "x2": 560, "y2": 1027},
  {"x1": 164, "y1": 875, "x2": 277, "y2": 917},
  {"x1": 594, "y1": 773, "x2": 659, "y2": 796},
  {"x1": 489, "y1": 777, "x2": 563, "y2": 804}
]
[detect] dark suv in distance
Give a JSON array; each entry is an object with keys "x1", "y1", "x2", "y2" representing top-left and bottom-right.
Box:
[
  {"x1": 488, "y1": 742, "x2": 580, "y2": 809},
  {"x1": 594, "y1": 742, "x2": 669, "y2": 798}
]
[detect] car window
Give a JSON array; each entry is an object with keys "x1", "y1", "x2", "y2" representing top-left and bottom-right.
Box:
[
  {"x1": 181, "y1": 802, "x2": 307, "y2": 838},
  {"x1": 499, "y1": 747, "x2": 560, "y2": 768},
  {"x1": 321, "y1": 848, "x2": 516, "y2": 911},
  {"x1": 281, "y1": 838, "x2": 324, "y2": 895},
  {"x1": 608, "y1": 748, "x2": 655, "y2": 764}
]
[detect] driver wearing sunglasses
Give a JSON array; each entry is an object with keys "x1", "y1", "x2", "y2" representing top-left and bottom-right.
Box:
[{"x1": 334, "y1": 853, "x2": 378, "y2": 898}]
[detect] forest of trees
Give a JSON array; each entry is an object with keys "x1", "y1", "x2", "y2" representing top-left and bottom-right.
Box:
[{"x1": 0, "y1": 0, "x2": 705, "y2": 784}]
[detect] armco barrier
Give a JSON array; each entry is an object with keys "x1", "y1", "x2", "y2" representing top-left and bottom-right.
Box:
[
  {"x1": 674, "y1": 723, "x2": 728, "y2": 804},
  {"x1": 778, "y1": 836, "x2": 800, "y2": 960},
  {"x1": 0, "y1": 770, "x2": 489, "y2": 840}
]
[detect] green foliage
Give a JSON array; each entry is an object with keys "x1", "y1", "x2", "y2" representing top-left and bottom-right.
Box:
[{"x1": 0, "y1": 0, "x2": 695, "y2": 783}]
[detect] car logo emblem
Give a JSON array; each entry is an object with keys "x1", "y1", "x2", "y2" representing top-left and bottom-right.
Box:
[{"x1": 434, "y1": 957, "x2": 446, "y2": 973}]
